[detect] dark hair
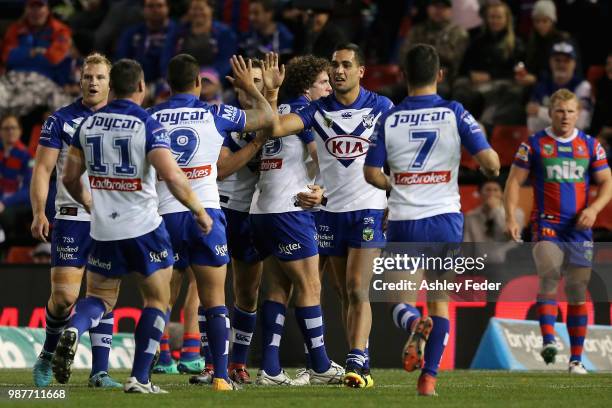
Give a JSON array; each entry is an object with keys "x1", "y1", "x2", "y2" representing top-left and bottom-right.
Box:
[
  {"x1": 333, "y1": 42, "x2": 365, "y2": 66},
  {"x1": 110, "y1": 59, "x2": 144, "y2": 98},
  {"x1": 402, "y1": 44, "x2": 439, "y2": 88},
  {"x1": 479, "y1": 179, "x2": 502, "y2": 191},
  {"x1": 250, "y1": 0, "x2": 275, "y2": 12},
  {"x1": 167, "y1": 54, "x2": 200, "y2": 92},
  {"x1": 282, "y1": 55, "x2": 330, "y2": 99},
  {"x1": 249, "y1": 59, "x2": 264, "y2": 70}
]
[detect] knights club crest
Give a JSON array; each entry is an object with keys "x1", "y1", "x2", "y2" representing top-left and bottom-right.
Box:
[{"x1": 362, "y1": 114, "x2": 375, "y2": 129}]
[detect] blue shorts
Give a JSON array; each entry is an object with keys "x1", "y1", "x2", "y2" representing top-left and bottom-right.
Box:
[
  {"x1": 386, "y1": 213, "x2": 464, "y2": 260},
  {"x1": 51, "y1": 219, "x2": 91, "y2": 268},
  {"x1": 163, "y1": 209, "x2": 229, "y2": 268},
  {"x1": 222, "y1": 207, "x2": 261, "y2": 263},
  {"x1": 532, "y1": 221, "x2": 593, "y2": 267},
  {"x1": 315, "y1": 209, "x2": 385, "y2": 257},
  {"x1": 250, "y1": 212, "x2": 318, "y2": 261},
  {"x1": 87, "y1": 222, "x2": 174, "y2": 277}
]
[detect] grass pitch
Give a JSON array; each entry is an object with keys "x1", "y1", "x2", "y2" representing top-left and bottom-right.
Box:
[{"x1": 1, "y1": 369, "x2": 611, "y2": 407}]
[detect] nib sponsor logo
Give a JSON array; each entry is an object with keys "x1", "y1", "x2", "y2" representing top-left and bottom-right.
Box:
[
  {"x1": 394, "y1": 171, "x2": 450, "y2": 185},
  {"x1": 260, "y1": 159, "x2": 283, "y2": 171},
  {"x1": 89, "y1": 176, "x2": 142, "y2": 191}
]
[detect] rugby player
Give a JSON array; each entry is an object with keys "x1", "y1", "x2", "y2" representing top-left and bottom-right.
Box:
[
  {"x1": 149, "y1": 53, "x2": 273, "y2": 389},
  {"x1": 364, "y1": 44, "x2": 500, "y2": 396},
  {"x1": 30, "y1": 53, "x2": 121, "y2": 388},
  {"x1": 267, "y1": 43, "x2": 393, "y2": 388},
  {"x1": 505, "y1": 88, "x2": 612, "y2": 374},
  {"x1": 53, "y1": 59, "x2": 212, "y2": 394}
]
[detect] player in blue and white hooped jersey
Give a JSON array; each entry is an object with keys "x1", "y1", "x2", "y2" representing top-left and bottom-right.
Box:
[
  {"x1": 149, "y1": 54, "x2": 273, "y2": 391},
  {"x1": 364, "y1": 45, "x2": 500, "y2": 396},
  {"x1": 268, "y1": 44, "x2": 393, "y2": 388},
  {"x1": 251, "y1": 53, "x2": 346, "y2": 386},
  {"x1": 53, "y1": 59, "x2": 213, "y2": 394},
  {"x1": 29, "y1": 53, "x2": 121, "y2": 389}
]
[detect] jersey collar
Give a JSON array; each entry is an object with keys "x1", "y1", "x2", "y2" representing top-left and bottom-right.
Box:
[{"x1": 544, "y1": 126, "x2": 578, "y2": 143}]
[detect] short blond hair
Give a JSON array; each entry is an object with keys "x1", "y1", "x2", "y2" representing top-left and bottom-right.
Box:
[
  {"x1": 549, "y1": 88, "x2": 579, "y2": 109},
  {"x1": 83, "y1": 52, "x2": 112, "y2": 72}
]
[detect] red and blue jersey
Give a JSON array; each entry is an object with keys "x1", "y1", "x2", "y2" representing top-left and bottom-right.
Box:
[
  {"x1": 513, "y1": 128, "x2": 609, "y2": 225},
  {"x1": 0, "y1": 141, "x2": 32, "y2": 208}
]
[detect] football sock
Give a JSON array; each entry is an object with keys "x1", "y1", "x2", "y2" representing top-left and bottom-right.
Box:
[
  {"x1": 67, "y1": 297, "x2": 105, "y2": 338},
  {"x1": 567, "y1": 304, "x2": 588, "y2": 362},
  {"x1": 89, "y1": 311, "x2": 114, "y2": 376},
  {"x1": 132, "y1": 307, "x2": 165, "y2": 384},
  {"x1": 295, "y1": 305, "x2": 331, "y2": 374},
  {"x1": 364, "y1": 340, "x2": 370, "y2": 371},
  {"x1": 158, "y1": 333, "x2": 172, "y2": 365},
  {"x1": 180, "y1": 333, "x2": 201, "y2": 361},
  {"x1": 198, "y1": 306, "x2": 213, "y2": 366},
  {"x1": 392, "y1": 303, "x2": 420, "y2": 333},
  {"x1": 346, "y1": 348, "x2": 366, "y2": 371},
  {"x1": 537, "y1": 297, "x2": 558, "y2": 345},
  {"x1": 422, "y1": 316, "x2": 449, "y2": 377},
  {"x1": 230, "y1": 305, "x2": 256, "y2": 366},
  {"x1": 261, "y1": 300, "x2": 285, "y2": 376},
  {"x1": 205, "y1": 306, "x2": 230, "y2": 380},
  {"x1": 43, "y1": 305, "x2": 71, "y2": 353}
]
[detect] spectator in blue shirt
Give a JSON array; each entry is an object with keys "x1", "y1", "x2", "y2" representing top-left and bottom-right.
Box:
[
  {"x1": 115, "y1": 0, "x2": 178, "y2": 84},
  {"x1": 163, "y1": 0, "x2": 237, "y2": 77},
  {"x1": 240, "y1": 0, "x2": 294, "y2": 61}
]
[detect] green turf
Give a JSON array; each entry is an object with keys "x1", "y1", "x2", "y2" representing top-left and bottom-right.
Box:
[{"x1": 1, "y1": 369, "x2": 612, "y2": 407}]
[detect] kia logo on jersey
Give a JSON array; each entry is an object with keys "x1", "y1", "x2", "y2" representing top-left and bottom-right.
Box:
[
  {"x1": 394, "y1": 171, "x2": 451, "y2": 185},
  {"x1": 325, "y1": 135, "x2": 369, "y2": 159}
]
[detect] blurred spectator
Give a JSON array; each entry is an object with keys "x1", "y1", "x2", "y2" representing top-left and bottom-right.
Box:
[
  {"x1": 591, "y1": 52, "x2": 612, "y2": 146},
  {"x1": 454, "y1": 1, "x2": 526, "y2": 126},
  {"x1": 68, "y1": 0, "x2": 108, "y2": 56},
  {"x1": 31, "y1": 242, "x2": 51, "y2": 264},
  {"x1": 293, "y1": 5, "x2": 346, "y2": 59},
  {"x1": 520, "y1": 0, "x2": 576, "y2": 88},
  {"x1": 1, "y1": 0, "x2": 72, "y2": 85},
  {"x1": 451, "y1": 0, "x2": 482, "y2": 32},
  {"x1": 164, "y1": 0, "x2": 237, "y2": 77},
  {"x1": 0, "y1": 114, "x2": 32, "y2": 246},
  {"x1": 90, "y1": 0, "x2": 144, "y2": 56},
  {"x1": 115, "y1": 0, "x2": 178, "y2": 84},
  {"x1": 240, "y1": 0, "x2": 294, "y2": 61},
  {"x1": 527, "y1": 41, "x2": 592, "y2": 133},
  {"x1": 214, "y1": 0, "x2": 251, "y2": 34},
  {"x1": 464, "y1": 180, "x2": 524, "y2": 263},
  {"x1": 199, "y1": 67, "x2": 223, "y2": 105},
  {"x1": 399, "y1": 0, "x2": 468, "y2": 97}
]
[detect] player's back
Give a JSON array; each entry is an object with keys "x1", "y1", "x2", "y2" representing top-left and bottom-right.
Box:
[
  {"x1": 149, "y1": 94, "x2": 245, "y2": 213},
  {"x1": 39, "y1": 100, "x2": 93, "y2": 221},
  {"x1": 218, "y1": 131, "x2": 260, "y2": 212},
  {"x1": 378, "y1": 94, "x2": 488, "y2": 221},
  {"x1": 74, "y1": 99, "x2": 170, "y2": 241}
]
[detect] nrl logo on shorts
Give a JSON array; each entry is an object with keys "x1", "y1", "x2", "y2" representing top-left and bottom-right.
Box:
[
  {"x1": 362, "y1": 114, "x2": 375, "y2": 129},
  {"x1": 362, "y1": 227, "x2": 374, "y2": 242}
]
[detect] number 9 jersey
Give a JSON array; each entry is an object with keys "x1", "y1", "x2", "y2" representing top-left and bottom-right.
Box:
[{"x1": 365, "y1": 94, "x2": 491, "y2": 221}]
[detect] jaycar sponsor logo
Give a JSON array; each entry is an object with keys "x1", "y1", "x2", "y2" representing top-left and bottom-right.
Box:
[
  {"x1": 89, "y1": 176, "x2": 142, "y2": 191},
  {"x1": 325, "y1": 135, "x2": 369, "y2": 159},
  {"x1": 394, "y1": 171, "x2": 451, "y2": 185},
  {"x1": 260, "y1": 159, "x2": 283, "y2": 171}
]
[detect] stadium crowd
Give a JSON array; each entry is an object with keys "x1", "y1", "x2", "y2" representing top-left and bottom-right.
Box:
[{"x1": 0, "y1": 0, "x2": 610, "y2": 259}]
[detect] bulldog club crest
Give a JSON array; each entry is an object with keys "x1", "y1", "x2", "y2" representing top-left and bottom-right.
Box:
[{"x1": 362, "y1": 114, "x2": 375, "y2": 129}]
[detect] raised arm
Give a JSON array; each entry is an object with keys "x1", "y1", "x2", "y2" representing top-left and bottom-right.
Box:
[
  {"x1": 216, "y1": 134, "x2": 267, "y2": 180},
  {"x1": 226, "y1": 55, "x2": 273, "y2": 132},
  {"x1": 148, "y1": 147, "x2": 212, "y2": 234},
  {"x1": 30, "y1": 145, "x2": 60, "y2": 241}
]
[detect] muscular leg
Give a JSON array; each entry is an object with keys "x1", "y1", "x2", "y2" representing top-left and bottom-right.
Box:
[
  {"x1": 157, "y1": 267, "x2": 185, "y2": 369},
  {"x1": 327, "y1": 255, "x2": 348, "y2": 336},
  {"x1": 420, "y1": 270, "x2": 451, "y2": 380},
  {"x1": 192, "y1": 264, "x2": 230, "y2": 381},
  {"x1": 178, "y1": 269, "x2": 204, "y2": 371},
  {"x1": 533, "y1": 242, "x2": 564, "y2": 346},
  {"x1": 565, "y1": 266, "x2": 591, "y2": 363}
]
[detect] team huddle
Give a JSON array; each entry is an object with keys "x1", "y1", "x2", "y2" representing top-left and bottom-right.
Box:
[{"x1": 28, "y1": 41, "x2": 611, "y2": 396}]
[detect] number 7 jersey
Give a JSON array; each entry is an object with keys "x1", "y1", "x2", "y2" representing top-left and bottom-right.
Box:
[
  {"x1": 72, "y1": 99, "x2": 171, "y2": 240},
  {"x1": 365, "y1": 94, "x2": 491, "y2": 221}
]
